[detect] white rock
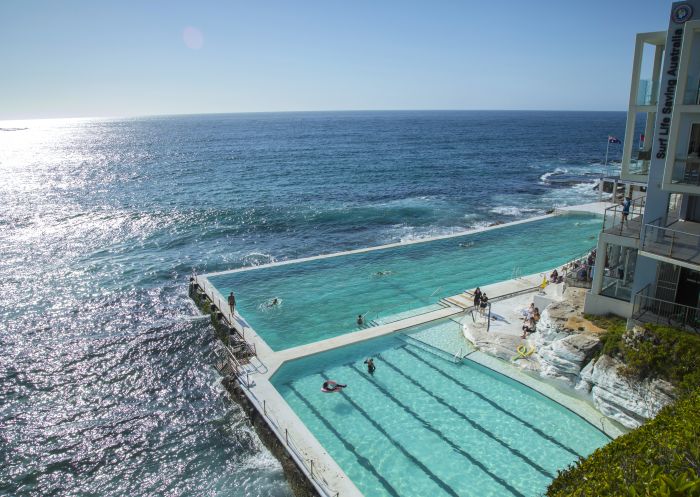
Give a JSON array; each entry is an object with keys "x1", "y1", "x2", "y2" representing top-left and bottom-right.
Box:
[
  {"x1": 537, "y1": 330, "x2": 600, "y2": 383},
  {"x1": 586, "y1": 355, "x2": 675, "y2": 429}
]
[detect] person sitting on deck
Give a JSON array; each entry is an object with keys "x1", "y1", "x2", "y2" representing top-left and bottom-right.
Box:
[
  {"x1": 521, "y1": 317, "x2": 536, "y2": 339},
  {"x1": 525, "y1": 303, "x2": 535, "y2": 321},
  {"x1": 550, "y1": 268, "x2": 559, "y2": 283}
]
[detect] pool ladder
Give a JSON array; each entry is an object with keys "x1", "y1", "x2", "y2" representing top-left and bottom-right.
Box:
[{"x1": 397, "y1": 334, "x2": 465, "y2": 364}]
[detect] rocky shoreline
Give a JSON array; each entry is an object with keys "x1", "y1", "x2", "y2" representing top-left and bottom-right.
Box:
[{"x1": 463, "y1": 287, "x2": 676, "y2": 430}]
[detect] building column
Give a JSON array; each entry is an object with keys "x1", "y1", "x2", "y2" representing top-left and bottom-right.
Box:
[{"x1": 591, "y1": 239, "x2": 608, "y2": 295}]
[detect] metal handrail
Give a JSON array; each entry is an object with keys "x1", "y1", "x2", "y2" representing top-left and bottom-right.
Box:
[
  {"x1": 632, "y1": 287, "x2": 700, "y2": 332},
  {"x1": 641, "y1": 219, "x2": 700, "y2": 264},
  {"x1": 254, "y1": 397, "x2": 341, "y2": 497},
  {"x1": 602, "y1": 196, "x2": 645, "y2": 236}
]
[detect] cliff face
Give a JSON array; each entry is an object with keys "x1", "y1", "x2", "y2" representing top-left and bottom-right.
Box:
[
  {"x1": 575, "y1": 355, "x2": 675, "y2": 429},
  {"x1": 529, "y1": 303, "x2": 675, "y2": 429}
]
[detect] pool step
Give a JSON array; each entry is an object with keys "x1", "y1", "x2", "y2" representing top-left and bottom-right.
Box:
[
  {"x1": 395, "y1": 334, "x2": 461, "y2": 363},
  {"x1": 440, "y1": 294, "x2": 473, "y2": 309}
]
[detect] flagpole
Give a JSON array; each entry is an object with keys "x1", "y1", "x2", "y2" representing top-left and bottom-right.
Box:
[{"x1": 604, "y1": 138, "x2": 610, "y2": 177}]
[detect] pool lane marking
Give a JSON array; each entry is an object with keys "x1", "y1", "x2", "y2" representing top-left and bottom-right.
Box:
[
  {"x1": 286, "y1": 384, "x2": 402, "y2": 497},
  {"x1": 343, "y1": 366, "x2": 529, "y2": 497},
  {"x1": 318, "y1": 373, "x2": 462, "y2": 497},
  {"x1": 401, "y1": 346, "x2": 585, "y2": 459},
  {"x1": 378, "y1": 356, "x2": 555, "y2": 479}
]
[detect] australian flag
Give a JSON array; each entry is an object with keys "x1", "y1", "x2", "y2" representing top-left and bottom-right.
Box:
[{"x1": 608, "y1": 136, "x2": 622, "y2": 144}]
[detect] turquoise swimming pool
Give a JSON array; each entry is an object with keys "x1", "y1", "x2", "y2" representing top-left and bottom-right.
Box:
[
  {"x1": 272, "y1": 322, "x2": 610, "y2": 497},
  {"x1": 208, "y1": 213, "x2": 600, "y2": 350}
]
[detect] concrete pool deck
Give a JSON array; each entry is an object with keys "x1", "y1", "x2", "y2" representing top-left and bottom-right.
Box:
[{"x1": 192, "y1": 201, "x2": 618, "y2": 497}]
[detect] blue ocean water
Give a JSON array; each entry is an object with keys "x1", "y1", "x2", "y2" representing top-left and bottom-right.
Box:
[{"x1": 0, "y1": 111, "x2": 625, "y2": 496}]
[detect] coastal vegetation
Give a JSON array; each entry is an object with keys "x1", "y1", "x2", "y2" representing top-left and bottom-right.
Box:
[
  {"x1": 547, "y1": 317, "x2": 700, "y2": 496},
  {"x1": 593, "y1": 316, "x2": 700, "y2": 395}
]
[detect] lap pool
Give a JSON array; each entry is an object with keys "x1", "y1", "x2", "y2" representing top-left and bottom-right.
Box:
[
  {"x1": 208, "y1": 213, "x2": 600, "y2": 350},
  {"x1": 271, "y1": 320, "x2": 610, "y2": 497}
]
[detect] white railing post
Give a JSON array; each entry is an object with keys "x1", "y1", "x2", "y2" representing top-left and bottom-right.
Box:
[{"x1": 669, "y1": 230, "x2": 675, "y2": 257}]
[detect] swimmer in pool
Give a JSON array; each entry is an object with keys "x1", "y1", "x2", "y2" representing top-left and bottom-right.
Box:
[
  {"x1": 373, "y1": 270, "x2": 392, "y2": 277},
  {"x1": 264, "y1": 297, "x2": 280, "y2": 308},
  {"x1": 357, "y1": 314, "x2": 364, "y2": 326},
  {"x1": 364, "y1": 358, "x2": 376, "y2": 375},
  {"x1": 322, "y1": 381, "x2": 347, "y2": 392}
]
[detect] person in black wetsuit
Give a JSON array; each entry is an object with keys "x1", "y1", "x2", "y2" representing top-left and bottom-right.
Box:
[{"x1": 322, "y1": 381, "x2": 347, "y2": 391}]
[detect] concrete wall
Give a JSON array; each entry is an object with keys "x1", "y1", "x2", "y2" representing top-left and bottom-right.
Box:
[{"x1": 583, "y1": 292, "x2": 634, "y2": 317}]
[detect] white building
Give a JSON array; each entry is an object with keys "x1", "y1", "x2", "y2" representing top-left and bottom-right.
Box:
[{"x1": 584, "y1": 1, "x2": 700, "y2": 330}]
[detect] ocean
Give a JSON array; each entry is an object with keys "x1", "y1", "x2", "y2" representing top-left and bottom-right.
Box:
[{"x1": 0, "y1": 111, "x2": 625, "y2": 496}]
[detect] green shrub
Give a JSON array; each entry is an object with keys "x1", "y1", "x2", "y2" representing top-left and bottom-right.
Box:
[
  {"x1": 587, "y1": 314, "x2": 626, "y2": 358},
  {"x1": 587, "y1": 316, "x2": 700, "y2": 395},
  {"x1": 547, "y1": 387, "x2": 700, "y2": 497}
]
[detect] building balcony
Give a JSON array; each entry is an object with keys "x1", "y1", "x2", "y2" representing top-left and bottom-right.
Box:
[
  {"x1": 602, "y1": 196, "x2": 645, "y2": 239},
  {"x1": 640, "y1": 218, "x2": 700, "y2": 266},
  {"x1": 600, "y1": 273, "x2": 633, "y2": 301},
  {"x1": 670, "y1": 155, "x2": 700, "y2": 186},
  {"x1": 632, "y1": 285, "x2": 700, "y2": 332}
]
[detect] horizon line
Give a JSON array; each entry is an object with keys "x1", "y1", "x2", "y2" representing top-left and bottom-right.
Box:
[{"x1": 0, "y1": 107, "x2": 629, "y2": 122}]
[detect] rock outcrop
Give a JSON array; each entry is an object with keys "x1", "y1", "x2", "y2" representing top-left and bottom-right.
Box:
[
  {"x1": 576, "y1": 355, "x2": 675, "y2": 429},
  {"x1": 531, "y1": 300, "x2": 602, "y2": 383},
  {"x1": 527, "y1": 295, "x2": 676, "y2": 429}
]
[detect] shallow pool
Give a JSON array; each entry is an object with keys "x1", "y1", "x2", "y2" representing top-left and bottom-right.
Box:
[
  {"x1": 272, "y1": 323, "x2": 610, "y2": 497},
  {"x1": 209, "y1": 213, "x2": 600, "y2": 350}
]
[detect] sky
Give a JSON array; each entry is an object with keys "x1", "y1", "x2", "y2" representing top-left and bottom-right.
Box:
[{"x1": 0, "y1": 0, "x2": 676, "y2": 119}]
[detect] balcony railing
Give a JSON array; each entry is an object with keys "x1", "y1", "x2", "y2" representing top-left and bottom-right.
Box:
[
  {"x1": 641, "y1": 218, "x2": 700, "y2": 265},
  {"x1": 564, "y1": 270, "x2": 592, "y2": 289},
  {"x1": 603, "y1": 196, "x2": 645, "y2": 238},
  {"x1": 628, "y1": 156, "x2": 651, "y2": 176},
  {"x1": 601, "y1": 274, "x2": 633, "y2": 301},
  {"x1": 636, "y1": 79, "x2": 659, "y2": 106},
  {"x1": 671, "y1": 156, "x2": 700, "y2": 185},
  {"x1": 632, "y1": 285, "x2": 700, "y2": 332}
]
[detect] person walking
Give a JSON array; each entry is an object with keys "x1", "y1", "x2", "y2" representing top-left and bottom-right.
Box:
[{"x1": 228, "y1": 291, "x2": 236, "y2": 315}]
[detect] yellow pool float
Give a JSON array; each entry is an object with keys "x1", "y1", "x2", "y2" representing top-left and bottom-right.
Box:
[{"x1": 512, "y1": 344, "x2": 536, "y2": 361}]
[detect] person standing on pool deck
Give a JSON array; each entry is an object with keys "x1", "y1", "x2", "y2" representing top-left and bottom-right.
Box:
[
  {"x1": 479, "y1": 293, "x2": 489, "y2": 315},
  {"x1": 364, "y1": 358, "x2": 376, "y2": 375},
  {"x1": 473, "y1": 287, "x2": 482, "y2": 309},
  {"x1": 228, "y1": 291, "x2": 236, "y2": 315}
]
